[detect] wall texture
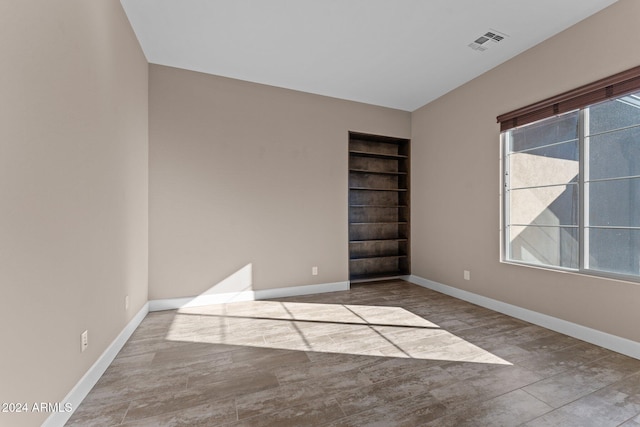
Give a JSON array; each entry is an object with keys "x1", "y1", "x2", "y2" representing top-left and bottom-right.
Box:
[
  {"x1": 411, "y1": 0, "x2": 640, "y2": 343},
  {"x1": 149, "y1": 65, "x2": 410, "y2": 299},
  {"x1": 0, "y1": 1, "x2": 148, "y2": 426},
  {"x1": 3, "y1": 1, "x2": 640, "y2": 425}
]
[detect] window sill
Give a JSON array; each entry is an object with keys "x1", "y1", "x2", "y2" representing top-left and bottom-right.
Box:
[{"x1": 500, "y1": 259, "x2": 640, "y2": 285}]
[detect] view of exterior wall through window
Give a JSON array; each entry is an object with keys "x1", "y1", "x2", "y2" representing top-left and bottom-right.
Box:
[{"x1": 503, "y1": 91, "x2": 640, "y2": 281}]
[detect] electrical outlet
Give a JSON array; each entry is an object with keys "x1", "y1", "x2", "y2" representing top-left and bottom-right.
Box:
[
  {"x1": 125, "y1": 295, "x2": 129, "y2": 310},
  {"x1": 312, "y1": 266, "x2": 318, "y2": 276},
  {"x1": 81, "y1": 330, "x2": 88, "y2": 352},
  {"x1": 464, "y1": 270, "x2": 471, "y2": 281}
]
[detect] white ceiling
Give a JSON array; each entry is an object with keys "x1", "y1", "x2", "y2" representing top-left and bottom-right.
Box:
[{"x1": 120, "y1": 0, "x2": 617, "y2": 112}]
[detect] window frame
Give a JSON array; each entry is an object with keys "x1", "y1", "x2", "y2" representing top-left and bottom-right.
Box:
[
  {"x1": 501, "y1": 98, "x2": 640, "y2": 284},
  {"x1": 497, "y1": 65, "x2": 640, "y2": 132}
]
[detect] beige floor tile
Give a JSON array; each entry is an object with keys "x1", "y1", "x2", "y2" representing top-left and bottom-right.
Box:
[
  {"x1": 425, "y1": 389, "x2": 553, "y2": 426},
  {"x1": 120, "y1": 399, "x2": 237, "y2": 427},
  {"x1": 620, "y1": 414, "x2": 640, "y2": 426},
  {"x1": 524, "y1": 373, "x2": 640, "y2": 427},
  {"x1": 224, "y1": 398, "x2": 345, "y2": 427},
  {"x1": 66, "y1": 280, "x2": 640, "y2": 427},
  {"x1": 523, "y1": 353, "x2": 640, "y2": 407}
]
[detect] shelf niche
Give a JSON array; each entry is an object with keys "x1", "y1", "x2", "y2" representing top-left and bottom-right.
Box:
[{"x1": 348, "y1": 131, "x2": 410, "y2": 282}]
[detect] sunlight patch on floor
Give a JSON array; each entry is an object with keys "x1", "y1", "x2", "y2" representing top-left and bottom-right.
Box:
[{"x1": 165, "y1": 301, "x2": 512, "y2": 365}]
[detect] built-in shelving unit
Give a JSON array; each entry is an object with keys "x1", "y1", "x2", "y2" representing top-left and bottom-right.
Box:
[{"x1": 348, "y1": 131, "x2": 410, "y2": 282}]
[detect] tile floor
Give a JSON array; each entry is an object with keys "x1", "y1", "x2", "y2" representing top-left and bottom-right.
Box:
[{"x1": 66, "y1": 280, "x2": 640, "y2": 426}]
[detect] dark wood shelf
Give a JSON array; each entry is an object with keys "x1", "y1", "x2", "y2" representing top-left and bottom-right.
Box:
[
  {"x1": 349, "y1": 169, "x2": 407, "y2": 176},
  {"x1": 350, "y1": 272, "x2": 409, "y2": 282},
  {"x1": 350, "y1": 222, "x2": 408, "y2": 225},
  {"x1": 349, "y1": 187, "x2": 407, "y2": 192},
  {"x1": 350, "y1": 255, "x2": 408, "y2": 261},
  {"x1": 349, "y1": 238, "x2": 408, "y2": 243},
  {"x1": 349, "y1": 150, "x2": 408, "y2": 160},
  {"x1": 349, "y1": 204, "x2": 408, "y2": 208},
  {"x1": 348, "y1": 132, "x2": 410, "y2": 281}
]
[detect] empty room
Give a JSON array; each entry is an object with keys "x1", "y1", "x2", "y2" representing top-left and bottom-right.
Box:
[{"x1": 3, "y1": 0, "x2": 640, "y2": 426}]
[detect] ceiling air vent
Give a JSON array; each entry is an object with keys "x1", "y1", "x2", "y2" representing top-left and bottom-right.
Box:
[{"x1": 468, "y1": 30, "x2": 507, "y2": 52}]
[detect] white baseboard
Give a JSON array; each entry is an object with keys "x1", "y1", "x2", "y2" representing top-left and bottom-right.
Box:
[
  {"x1": 149, "y1": 290, "x2": 257, "y2": 311},
  {"x1": 44, "y1": 281, "x2": 349, "y2": 426},
  {"x1": 408, "y1": 275, "x2": 640, "y2": 360},
  {"x1": 52, "y1": 275, "x2": 640, "y2": 426},
  {"x1": 42, "y1": 303, "x2": 150, "y2": 427},
  {"x1": 255, "y1": 281, "x2": 350, "y2": 299},
  {"x1": 149, "y1": 281, "x2": 350, "y2": 312}
]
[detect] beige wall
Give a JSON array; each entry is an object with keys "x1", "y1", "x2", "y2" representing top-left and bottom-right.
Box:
[
  {"x1": 0, "y1": 1, "x2": 148, "y2": 426},
  {"x1": 3, "y1": 1, "x2": 639, "y2": 424},
  {"x1": 149, "y1": 65, "x2": 410, "y2": 299},
  {"x1": 411, "y1": 0, "x2": 640, "y2": 343}
]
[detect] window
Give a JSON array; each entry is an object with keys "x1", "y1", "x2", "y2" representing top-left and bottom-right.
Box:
[
  {"x1": 499, "y1": 66, "x2": 640, "y2": 281},
  {"x1": 505, "y1": 111, "x2": 580, "y2": 270}
]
